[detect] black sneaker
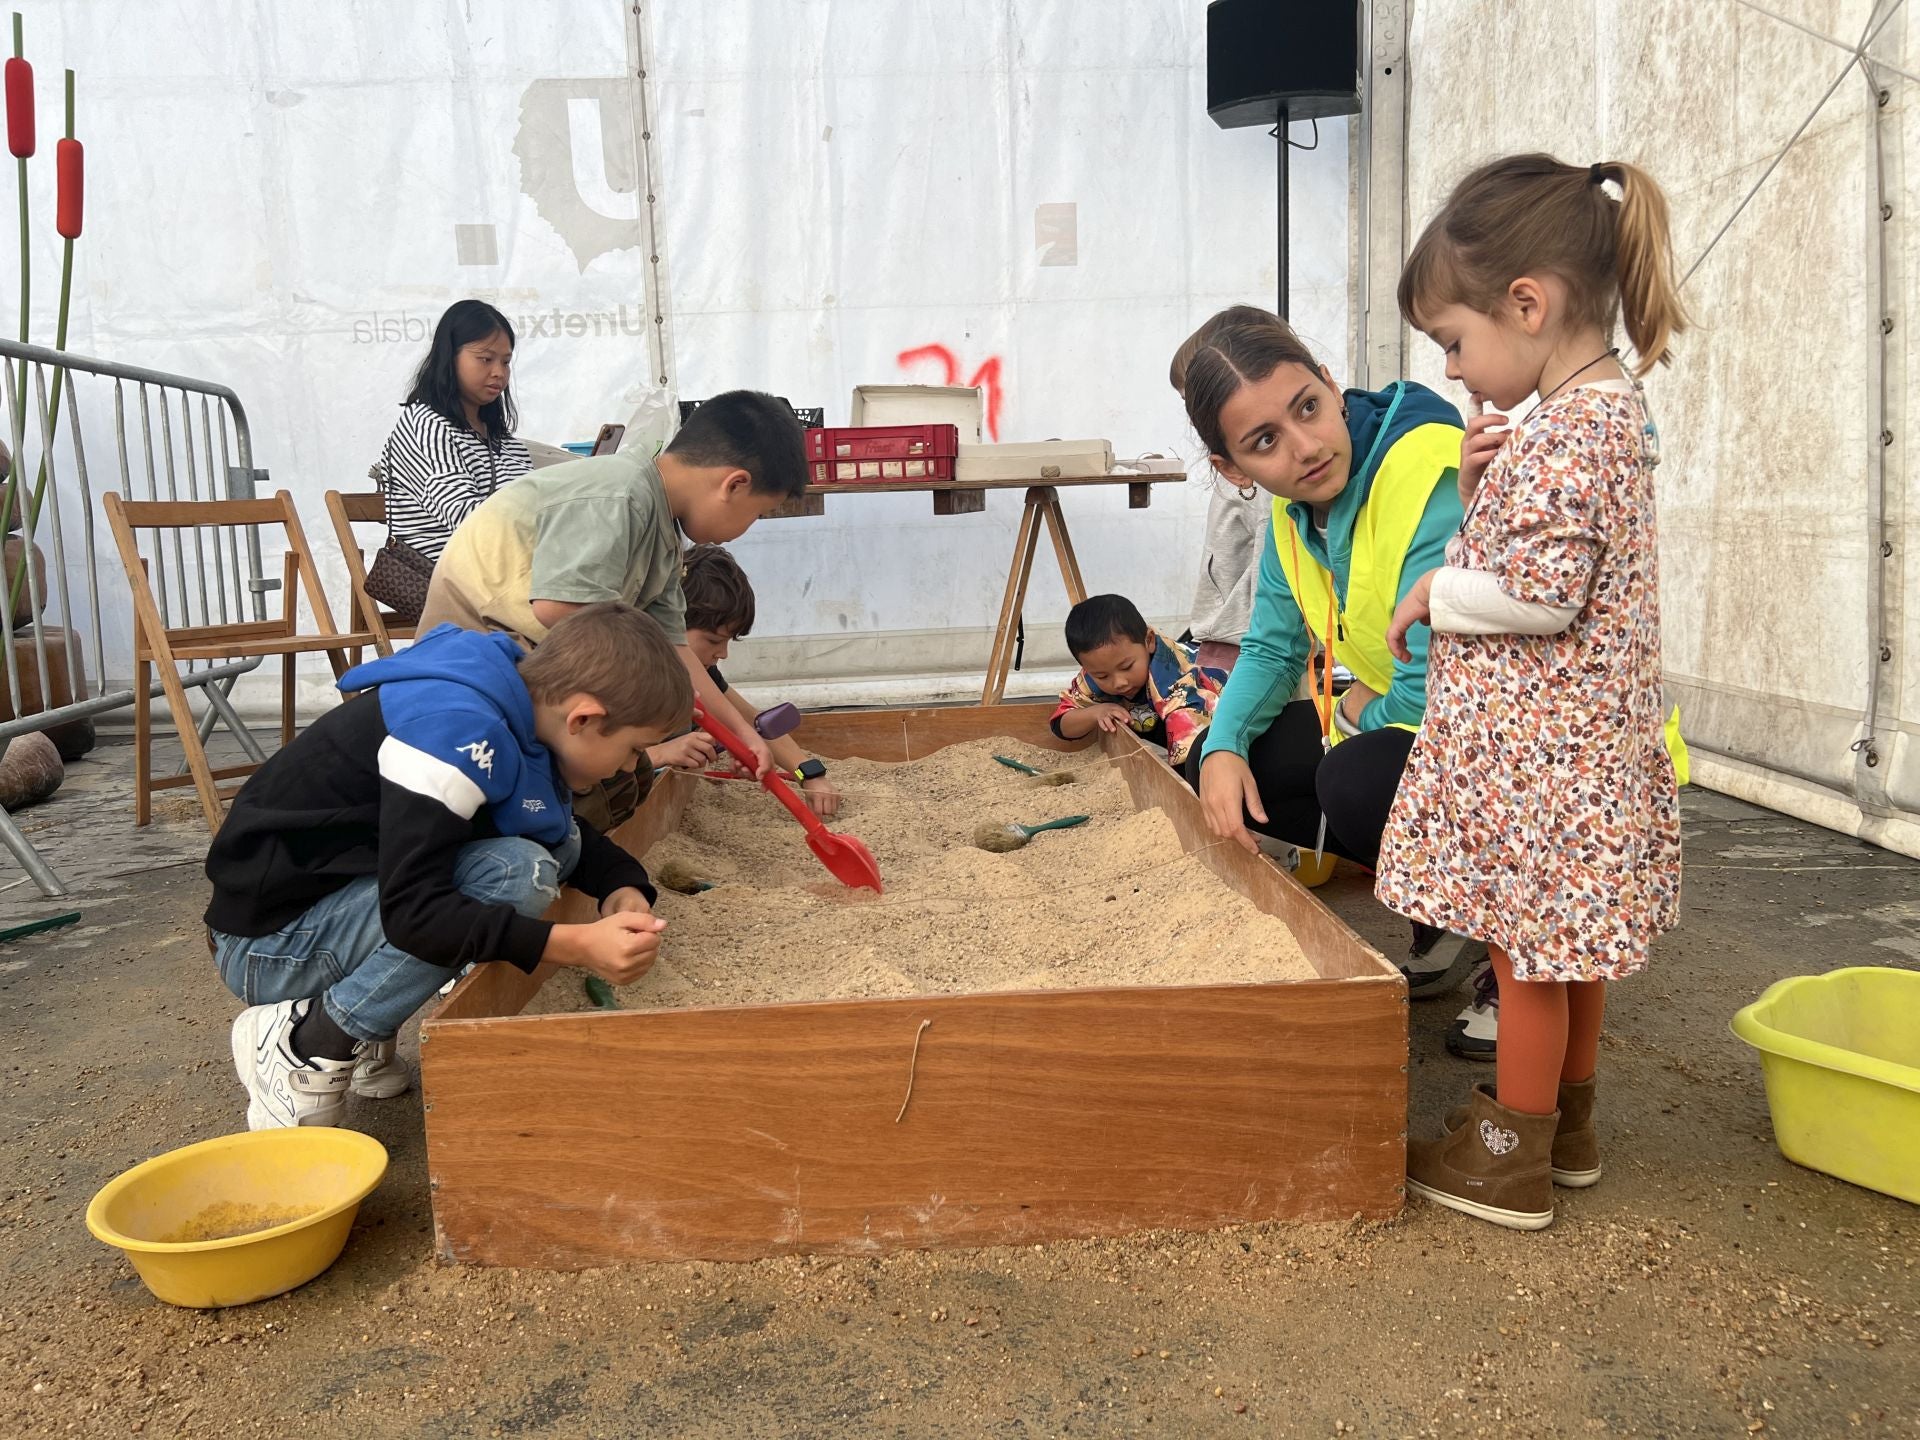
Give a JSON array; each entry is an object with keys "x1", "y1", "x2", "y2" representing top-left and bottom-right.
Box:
[
  {"x1": 1401, "y1": 923, "x2": 1486, "y2": 999},
  {"x1": 1445, "y1": 962, "x2": 1499, "y2": 1061}
]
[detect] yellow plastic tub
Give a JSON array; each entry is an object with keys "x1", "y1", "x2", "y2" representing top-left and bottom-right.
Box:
[
  {"x1": 1731, "y1": 966, "x2": 1920, "y2": 1205},
  {"x1": 1292, "y1": 848, "x2": 1339, "y2": 889},
  {"x1": 85, "y1": 1127, "x2": 388, "y2": 1307}
]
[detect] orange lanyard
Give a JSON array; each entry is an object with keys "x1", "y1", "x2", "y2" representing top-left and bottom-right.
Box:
[{"x1": 1288, "y1": 522, "x2": 1341, "y2": 749}]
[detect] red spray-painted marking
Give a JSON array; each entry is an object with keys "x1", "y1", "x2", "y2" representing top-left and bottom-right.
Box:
[{"x1": 896, "y1": 344, "x2": 1004, "y2": 441}]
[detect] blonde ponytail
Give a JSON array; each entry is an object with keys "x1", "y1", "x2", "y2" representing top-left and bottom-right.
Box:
[
  {"x1": 1603, "y1": 161, "x2": 1690, "y2": 375},
  {"x1": 1400, "y1": 153, "x2": 1691, "y2": 376}
]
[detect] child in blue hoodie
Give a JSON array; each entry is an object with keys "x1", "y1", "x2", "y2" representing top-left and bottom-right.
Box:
[{"x1": 204, "y1": 603, "x2": 689, "y2": 1131}]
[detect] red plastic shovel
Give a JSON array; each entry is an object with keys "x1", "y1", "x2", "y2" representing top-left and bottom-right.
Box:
[{"x1": 693, "y1": 701, "x2": 884, "y2": 893}]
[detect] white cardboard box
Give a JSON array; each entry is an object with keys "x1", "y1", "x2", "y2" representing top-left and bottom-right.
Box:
[
  {"x1": 849, "y1": 385, "x2": 985, "y2": 442},
  {"x1": 954, "y1": 439, "x2": 1115, "y2": 482},
  {"x1": 1112, "y1": 455, "x2": 1186, "y2": 475}
]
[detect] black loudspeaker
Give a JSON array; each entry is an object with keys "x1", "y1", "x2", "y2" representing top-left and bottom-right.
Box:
[{"x1": 1206, "y1": 0, "x2": 1362, "y2": 129}]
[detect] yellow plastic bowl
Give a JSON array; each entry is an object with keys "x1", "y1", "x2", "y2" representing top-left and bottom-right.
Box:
[
  {"x1": 1731, "y1": 966, "x2": 1920, "y2": 1205},
  {"x1": 85, "y1": 1127, "x2": 388, "y2": 1308}
]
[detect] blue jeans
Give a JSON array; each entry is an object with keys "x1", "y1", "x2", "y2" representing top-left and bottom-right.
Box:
[{"x1": 211, "y1": 828, "x2": 580, "y2": 1042}]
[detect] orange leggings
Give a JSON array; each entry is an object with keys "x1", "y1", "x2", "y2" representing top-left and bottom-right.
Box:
[{"x1": 1490, "y1": 944, "x2": 1605, "y2": 1116}]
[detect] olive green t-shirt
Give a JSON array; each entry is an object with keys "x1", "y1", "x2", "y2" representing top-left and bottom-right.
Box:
[{"x1": 418, "y1": 449, "x2": 687, "y2": 647}]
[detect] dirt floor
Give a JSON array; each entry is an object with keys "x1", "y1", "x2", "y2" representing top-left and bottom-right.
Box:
[{"x1": 2, "y1": 737, "x2": 1917, "y2": 1438}]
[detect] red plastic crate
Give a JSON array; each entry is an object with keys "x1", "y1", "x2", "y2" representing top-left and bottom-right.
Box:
[{"x1": 805, "y1": 424, "x2": 959, "y2": 484}]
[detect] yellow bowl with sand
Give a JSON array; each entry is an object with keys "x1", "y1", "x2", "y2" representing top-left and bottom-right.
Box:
[{"x1": 85, "y1": 1127, "x2": 388, "y2": 1308}]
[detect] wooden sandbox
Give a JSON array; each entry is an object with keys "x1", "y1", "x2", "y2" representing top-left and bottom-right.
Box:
[{"x1": 420, "y1": 703, "x2": 1407, "y2": 1268}]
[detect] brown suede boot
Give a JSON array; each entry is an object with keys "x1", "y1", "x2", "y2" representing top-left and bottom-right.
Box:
[
  {"x1": 1408, "y1": 1085, "x2": 1558, "y2": 1230},
  {"x1": 1445, "y1": 1079, "x2": 1602, "y2": 1188},
  {"x1": 1548, "y1": 1078, "x2": 1601, "y2": 1188}
]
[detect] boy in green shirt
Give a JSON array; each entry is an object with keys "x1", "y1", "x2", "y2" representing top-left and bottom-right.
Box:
[{"x1": 421, "y1": 390, "x2": 807, "y2": 820}]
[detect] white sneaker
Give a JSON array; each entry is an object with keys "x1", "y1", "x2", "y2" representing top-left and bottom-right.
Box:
[
  {"x1": 230, "y1": 998, "x2": 355, "y2": 1130},
  {"x1": 1402, "y1": 924, "x2": 1487, "y2": 999},
  {"x1": 1445, "y1": 963, "x2": 1500, "y2": 1061},
  {"x1": 349, "y1": 1038, "x2": 412, "y2": 1100}
]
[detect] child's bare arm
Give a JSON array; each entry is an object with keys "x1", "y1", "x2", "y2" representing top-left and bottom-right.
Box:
[
  {"x1": 647, "y1": 731, "x2": 718, "y2": 771},
  {"x1": 720, "y1": 686, "x2": 778, "y2": 754},
  {"x1": 530, "y1": 598, "x2": 588, "y2": 630},
  {"x1": 722, "y1": 686, "x2": 841, "y2": 817},
  {"x1": 1055, "y1": 703, "x2": 1129, "y2": 739}
]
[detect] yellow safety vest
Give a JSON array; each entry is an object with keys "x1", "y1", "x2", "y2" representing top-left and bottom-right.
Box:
[
  {"x1": 1274, "y1": 421, "x2": 1462, "y2": 733},
  {"x1": 1273, "y1": 417, "x2": 1693, "y2": 777}
]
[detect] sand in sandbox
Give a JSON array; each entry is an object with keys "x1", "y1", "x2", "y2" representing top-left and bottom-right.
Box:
[{"x1": 526, "y1": 736, "x2": 1317, "y2": 1014}]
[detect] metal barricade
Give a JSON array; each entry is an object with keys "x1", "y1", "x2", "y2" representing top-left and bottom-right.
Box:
[{"x1": 0, "y1": 339, "x2": 275, "y2": 895}]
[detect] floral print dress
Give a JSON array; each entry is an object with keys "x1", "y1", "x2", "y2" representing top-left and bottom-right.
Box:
[{"x1": 1375, "y1": 382, "x2": 1681, "y2": 981}]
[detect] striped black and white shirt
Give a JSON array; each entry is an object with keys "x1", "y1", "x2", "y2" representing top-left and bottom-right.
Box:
[{"x1": 378, "y1": 402, "x2": 533, "y2": 559}]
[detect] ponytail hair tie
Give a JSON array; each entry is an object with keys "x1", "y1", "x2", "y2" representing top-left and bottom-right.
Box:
[{"x1": 1589, "y1": 162, "x2": 1607, "y2": 187}]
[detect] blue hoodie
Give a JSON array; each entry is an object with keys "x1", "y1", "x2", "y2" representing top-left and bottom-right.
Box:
[
  {"x1": 340, "y1": 625, "x2": 573, "y2": 847},
  {"x1": 1203, "y1": 381, "x2": 1465, "y2": 759}
]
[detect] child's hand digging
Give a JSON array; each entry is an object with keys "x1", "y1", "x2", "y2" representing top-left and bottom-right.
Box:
[
  {"x1": 800, "y1": 775, "x2": 842, "y2": 819},
  {"x1": 649, "y1": 731, "x2": 719, "y2": 771},
  {"x1": 548, "y1": 911, "x2": 666, "y2": 985}
]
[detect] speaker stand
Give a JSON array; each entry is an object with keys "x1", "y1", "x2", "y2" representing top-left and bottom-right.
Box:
[{"x1": 1275, "y1": 106, "x2": 1290, "y2": 319}]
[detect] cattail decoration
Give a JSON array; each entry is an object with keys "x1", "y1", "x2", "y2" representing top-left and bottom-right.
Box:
[
  {"x1": 3, "y1": 54, "x2": 28, "y2": 158},
  {"x1": 54, "y1": 135, "x2": 78, "y2": 238},
  {"x1": 10, "y1": 11, "x2": 30, "y2": 414},
  {"x1": 2, "y1": 45, "x2": 83, "y2": 619}
]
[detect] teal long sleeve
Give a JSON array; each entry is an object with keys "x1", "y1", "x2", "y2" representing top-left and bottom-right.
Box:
[
  {"x1": 1201, "y1": 532, "x2": 1307, "y2": 760},
  {"x1": 1201, "y1": 472, "x2": 1464, "y2": 749}
]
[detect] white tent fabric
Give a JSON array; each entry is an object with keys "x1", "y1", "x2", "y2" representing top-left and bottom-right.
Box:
[
  {"x1": 5, "y1": 1, "x2": 1351, "y2": 710},
  {"x1": 1393, "y1": 0, "x2": 1920, "y2": 857}
]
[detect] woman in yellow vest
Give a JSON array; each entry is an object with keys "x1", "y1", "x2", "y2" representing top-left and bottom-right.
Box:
[{"x1": 1181, "y1": 307, "x2": 1479, "y2": 997}]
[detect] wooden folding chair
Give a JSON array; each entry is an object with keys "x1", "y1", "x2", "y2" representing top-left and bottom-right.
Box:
[
  {"x1": 105, "y1": 488, "x2": 379, "y2": 833},
  {"x1": 324, "y1": 488, "x2": 418, "y2": 663}
]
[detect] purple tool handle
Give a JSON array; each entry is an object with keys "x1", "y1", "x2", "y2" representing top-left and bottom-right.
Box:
[{"x1": 754, "y1": 702, "x2": 801, "y2": 740}]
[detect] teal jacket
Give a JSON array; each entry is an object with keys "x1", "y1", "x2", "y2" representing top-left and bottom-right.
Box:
[{"x1": 1202, "y1": 382, "x2": 1465, "y2": 760}]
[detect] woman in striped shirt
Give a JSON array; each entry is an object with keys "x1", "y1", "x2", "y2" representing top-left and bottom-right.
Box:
[{"x1": 377, "y1": 300, "x2": 533, "y2": 560}]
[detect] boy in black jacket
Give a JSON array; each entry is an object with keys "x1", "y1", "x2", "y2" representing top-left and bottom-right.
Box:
[{"x1": 205, "y1": 603, "x2": 688, "y2": 1130}]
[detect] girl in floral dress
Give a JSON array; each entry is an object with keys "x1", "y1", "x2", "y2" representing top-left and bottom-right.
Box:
[{"x1": 1377, "y1": 154, "x2": 1688, "y2": 1230}]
